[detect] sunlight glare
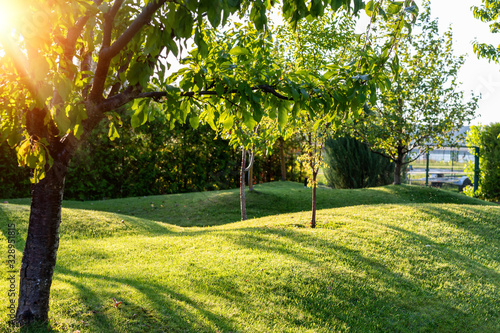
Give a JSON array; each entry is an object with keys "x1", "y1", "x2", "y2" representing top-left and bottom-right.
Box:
[{"x1": 0, "y1": 0, "x2": 22, "y2": 36}]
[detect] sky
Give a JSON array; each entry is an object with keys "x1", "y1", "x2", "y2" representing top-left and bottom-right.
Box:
[{"x1": 421, "y1": 0, "x2": 500, "y2": 125}]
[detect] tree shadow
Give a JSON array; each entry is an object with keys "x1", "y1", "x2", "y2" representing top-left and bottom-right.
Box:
[
  {"x1": 213, "y1": 223, "x2": 499, "y2": 331},
  {"x1": 53, "y1": 182, "x2": 493, "y2": 228},
  {"x1": 8, "y1": 213, "x2": 498, "y2": 332},
  {"x1": 52, "y1": 265, "x2": 239, "y2": 333}
]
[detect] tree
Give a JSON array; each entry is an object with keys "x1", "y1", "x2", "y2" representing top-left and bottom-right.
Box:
[
  {"x1": 0, "y1": 0, "x2": 415, "y2": 326},
  {"x1": 350, "y1": 5, "x2": 478, "y2": 185},
  {"x1": 296, "y1": 114, "x2": 330, "y2": 228},
  {"x1": 272, "y1": 10, "x2": 360, "y2": 228}
]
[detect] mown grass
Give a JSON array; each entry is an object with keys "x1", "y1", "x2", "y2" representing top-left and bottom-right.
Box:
[{"x1": 0, "y1": 182, "x2": 499, "y2": 332}]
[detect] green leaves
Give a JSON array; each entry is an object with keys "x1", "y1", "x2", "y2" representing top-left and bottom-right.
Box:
[
  {"x1": 387, "y1": 1, "x2": 404, "y2": 15},
  {"x1": 108, "y1": 122, "x2": 120, "y2": 141},
  {"x1": 127, "y1": 61, "x2": 152, "y2": 88},
  {"x1": 16, "y1": 139, "x2": 53, "y2": 183},
  {"x1": 229, "y1": 46, "x2": 250, "y2": 56},
  {"x1": 189, "y1": 114, "x2": 200, "y2": 129},
  {"x1": 131, "y1": 99, "x2": 150, "y2": 129},
  {"x1": 174, "y1": 6, "x2": 194, "y2": 38},
  {"x1": 278, "y1": 103, "x2": 289, "y2": 129},
  {"x1": 51, "y1": 106, "x2": 71, "y2": 135}
]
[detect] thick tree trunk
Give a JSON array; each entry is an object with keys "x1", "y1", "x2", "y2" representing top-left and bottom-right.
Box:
[
  {"x1": 16, "y1": 158, "x2": 68, "y2": 325},
  {"x1": 240, "y1": 149, "x2": 247, "y2": 221},
  {"x1": 311, "y1": 171, "x2": 317, "y2": 228},
  {"x1": 393, "y1": 148, "x2": 406, "y2": 185},
  {"x1": 279, "y1": 136, "x2": 286, "y2": 181}
]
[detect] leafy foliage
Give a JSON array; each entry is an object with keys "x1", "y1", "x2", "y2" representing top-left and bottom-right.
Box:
[
  {"x1": 324, "y1": 135, "x2": 394, "y2": 189},
  {"x1": 472, "y1": 0, "x2": 500, "y2": 62},
  {"x1": 465, "y1": 123, "x2": 500, "y2": 202},
  {"x1": 64, "y1": 117, "x2": 241, "y2": 201},
  {"x1": 0, "y1": 143, "x2": 30, "y2": 199}
]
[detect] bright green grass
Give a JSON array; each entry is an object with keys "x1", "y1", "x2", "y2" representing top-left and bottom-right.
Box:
[{"x1": 0, "y1": 182, "x2": 499, "y2": 332}]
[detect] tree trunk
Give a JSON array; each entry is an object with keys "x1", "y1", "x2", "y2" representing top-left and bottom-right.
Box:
[
  {"x1": 393, "y1": 148, "x2": 406, "y2": 185},
  {"x1": 240, "y1": 148, "x2": 247, "y2": 221},
  {"x1": 248, "y1": 163, "x2": 254, "y2": 192},
  {"x1": 311, "y1": 171, "x2": 317, "y2": 228},
  {"x1": 16, "y1": 158, "x2": 68, "y2": 325},
  {"x1": 279, "y1": 136, "x2": 286, "y2": 181},
  {"x1": 394, "y1": 162, "x2": 402, "y2": 185}
]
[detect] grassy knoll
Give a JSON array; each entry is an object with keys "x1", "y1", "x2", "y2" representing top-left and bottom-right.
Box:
[{"x1": 0, "y1": 182, "x2": 499, "y2": 332}]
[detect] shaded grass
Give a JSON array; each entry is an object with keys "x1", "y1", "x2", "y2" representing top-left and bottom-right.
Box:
[
  {"x1": 5, "y1": 181, "x2": 491, "y2": 231},
  {"x1": 0, "y1": 182, "x2": 499, "y2": 332}
]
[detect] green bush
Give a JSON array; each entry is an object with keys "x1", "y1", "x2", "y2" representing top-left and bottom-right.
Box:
[
  {"x1": 465, "y1": 123, "x2": 500, "y2": 202},
  {"x1": 1, "y1": 115, "x2": 305, "y2": 200},
  {"x1": 323, "y1": 135, "x2": 394, "y2": 189},
  {"x1": 64, "y1": 117, "x2": 242, "y2": 200},
  {"x1": 0, "y1": 142, "x2": 30, "y2": 199}
]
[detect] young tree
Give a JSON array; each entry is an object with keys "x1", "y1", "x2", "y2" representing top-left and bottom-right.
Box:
[
  {"x1": 272, "y1": 10, "x2": 361, "y2": 228},
  {"x1": 351, "y1": 6, "x2": 479, "y2": 184},
  {"x1": 296, "y1": 114, "x2": 330, "y2": 228},
  {"x1": 0, "y1": 0, "x2": 415, "y2": 325},
  {"x1": 230, "y1": 119, "x2": 279, "y2": 220}
]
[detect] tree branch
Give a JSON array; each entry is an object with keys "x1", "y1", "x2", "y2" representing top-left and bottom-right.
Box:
[
  {"x1": 107, "y1": 0, "x2": 167, "y2": 58},
  {"x1": 102, "y1": 0, "x2": 124, "y2": 49},
  {"x1": 135, "y1": 84, "x2": 293, "y2": 101},
  {"x1": 88, "y1": 0, "x2": 167, "y2": 102}
]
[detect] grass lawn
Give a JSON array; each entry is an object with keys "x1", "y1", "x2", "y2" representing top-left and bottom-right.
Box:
[{"x1": 1, "y1": 182, "x2": 499, "y2": 332}]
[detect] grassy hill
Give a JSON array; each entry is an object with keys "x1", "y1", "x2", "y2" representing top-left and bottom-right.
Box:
[{"x1": 1, "y1": 182, "x2": 499, "y2": 332}]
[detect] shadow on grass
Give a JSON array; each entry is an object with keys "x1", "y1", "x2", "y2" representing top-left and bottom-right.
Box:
[
  {"x1": 46, "y1": 218, "x2": 500, "y2": 332},
  {"x1": 52, "y1": 265, "x2": 239, "y2": 333},
  {"x1": 218, "y1": 227, "x2": 476, "y2": 331},
  {"x1": 54, "y1": 182, "x2": 494, "y2": 228}
]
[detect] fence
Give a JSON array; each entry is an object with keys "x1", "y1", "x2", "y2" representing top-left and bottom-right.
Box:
[{"x1": 406, "y1": 146, "x2": 479, "y2": 192}]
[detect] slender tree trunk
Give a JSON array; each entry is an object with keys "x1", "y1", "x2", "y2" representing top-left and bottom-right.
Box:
[
  {"x1": 240, "y1": 148, "x2": 247, "y2": 221},
  {"x1": 248, "y1": 162, "x2": 254, "y2": 191},
  {"x1": 16, "y1": 158, "x2": 68, "y2": 325},
  {"x1": 311, "y1": 170, "x2": 317, "y2": 228},
  {"x1": 279, "y1": 136, "x2": 286, "y2": 181}
]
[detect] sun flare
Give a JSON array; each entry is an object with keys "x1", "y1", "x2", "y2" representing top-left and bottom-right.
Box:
[{"x1": 0, "y1": 0, "x2": 24, "y2": 36}]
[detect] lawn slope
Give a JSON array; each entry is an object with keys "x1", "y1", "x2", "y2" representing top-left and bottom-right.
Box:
[{"x1": 1, "y1": 182, "x2": 499, "y2": 332}]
